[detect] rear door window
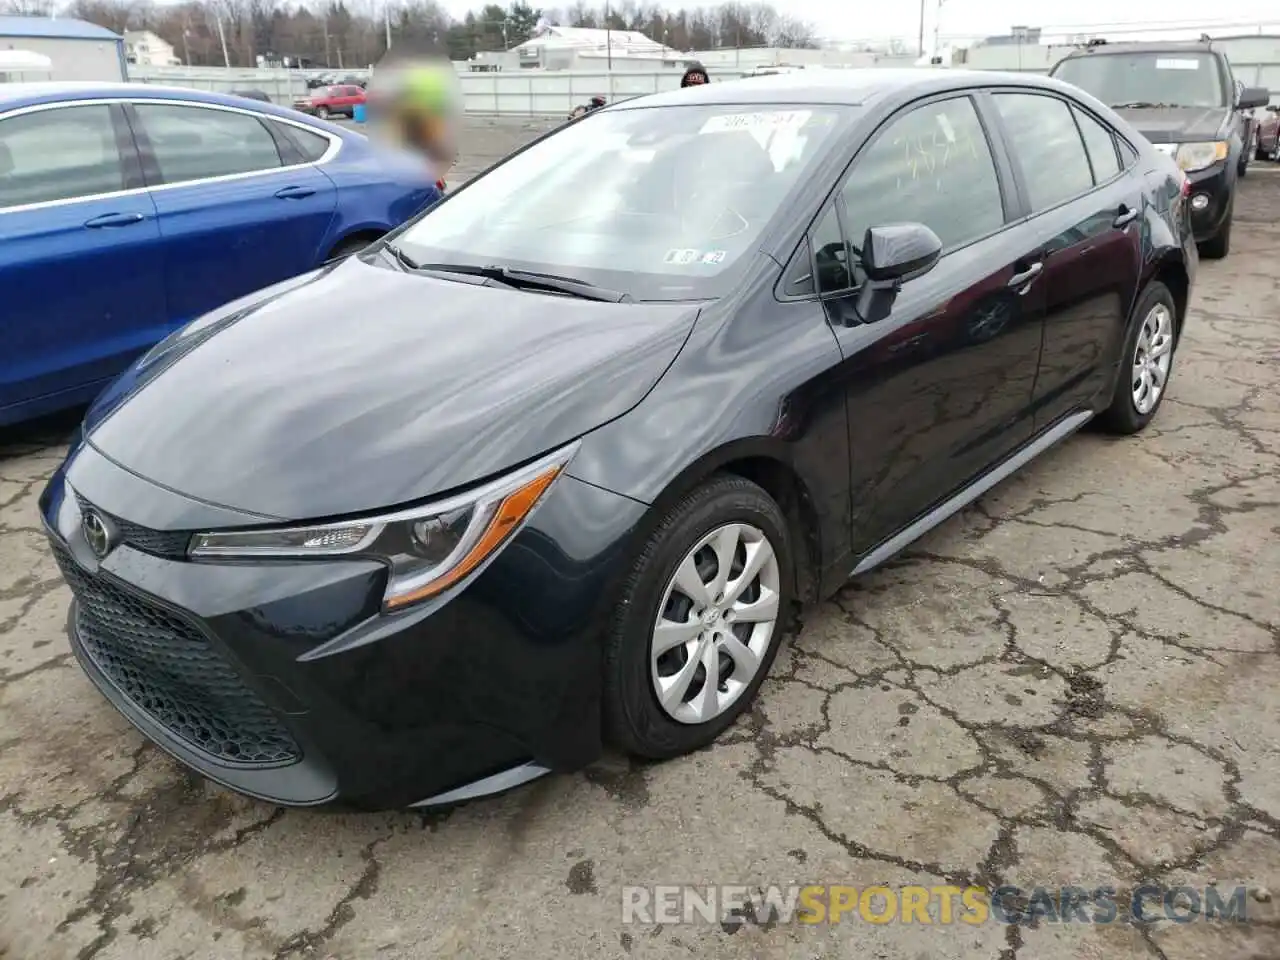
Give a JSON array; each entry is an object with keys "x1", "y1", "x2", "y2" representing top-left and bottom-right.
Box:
[
  {"x1": 992, "y1": 93, "x2": 1095, "y2": 212},
  {"x1": 271, "y1": 121, "x2": 331, "y2": 162},
  {"x1": 0, "y1": 104, "x2": 127, "y2": 208},
  {"x1": 134, "y1": 103, "x2": 282, "y2": 185},
  {"x1": 1073, "y1": 106, "x2": 1122, "y2": 183}
]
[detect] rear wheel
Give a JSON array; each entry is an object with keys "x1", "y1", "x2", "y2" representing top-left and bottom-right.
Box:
[
  {"x1": 325, "y1": 234, "x2": 380, "y2": 265},
  {"x1": 1098, "y1": 280, "x2": 1177, "y2": 435},
  {"x1": 603, "y1": 475, "x2": 793, "y2": 759}
]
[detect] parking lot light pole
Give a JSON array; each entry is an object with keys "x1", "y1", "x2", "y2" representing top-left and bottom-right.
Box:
[{"x1": 215, "y1": 14, "x2": 230, "y2": 67}]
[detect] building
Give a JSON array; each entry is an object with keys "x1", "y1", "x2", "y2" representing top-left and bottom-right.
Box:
[
  {"x1": 124, "y1": 29, "x2": 180, "y2": 67},
  {"x1": 0, "y1": 15, "x2": 126, "y2": 81},
  {"x1": 511, "y1": 26, "x2": 681, "y2": 69},
  {"x1": 975, "y1": 25, "x2": 1043, "y2": 46}
]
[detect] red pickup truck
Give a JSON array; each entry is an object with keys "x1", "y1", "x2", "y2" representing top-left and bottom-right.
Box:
[{"x1": 296, "y1": 84, "x2": 366, "y2": 120}]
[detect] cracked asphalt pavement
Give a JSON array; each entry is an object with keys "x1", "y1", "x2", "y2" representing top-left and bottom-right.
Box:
[{"x1": 3, "y1": 117, "x2": 1280, "y2": 959}]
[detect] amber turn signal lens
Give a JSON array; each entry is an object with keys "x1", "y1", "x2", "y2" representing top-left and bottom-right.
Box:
[{"x1": 382, "y1": 463, "x2": 563, "y2": 609}]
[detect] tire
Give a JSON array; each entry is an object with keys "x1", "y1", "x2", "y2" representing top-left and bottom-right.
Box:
[
  {"x1": 316, "y1": 106, "x2": 331, "y2": 120},
  {"x1": 325, "y1": 234, "x2": 379, "y2": 264},
  {"x1": 1199, "y1": 200, "x2": 1233, "y2": 260},
  {"x1": 602, "y1": 475, "x2": 794, "y2": 760},
  {"x1": 1097, "y1": 280, "x2": 1178, "y2": 435}
]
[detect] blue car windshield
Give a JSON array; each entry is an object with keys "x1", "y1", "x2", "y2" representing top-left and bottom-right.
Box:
[{"x1": 395, "y1": 103, "x2": 850, "y2": 301}]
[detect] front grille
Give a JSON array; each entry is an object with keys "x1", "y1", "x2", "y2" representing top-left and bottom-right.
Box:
[
  {"x1": 74, "y1": 495, "x2": 190, "y2": 559},
  {"x1": 53, "y1": 544, "x2": 300, "y2": 766}
]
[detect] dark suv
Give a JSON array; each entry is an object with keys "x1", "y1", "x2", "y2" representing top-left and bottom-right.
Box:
[{"x1": 1051, "y1": 39, "x2": 1268, "y2": 258}]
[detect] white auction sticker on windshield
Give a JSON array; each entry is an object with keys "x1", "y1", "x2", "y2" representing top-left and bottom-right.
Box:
[
  {"x1": 701, "y1": 110, "x2": 813, "y2": 134},
  {"x1": 701, "y1": 250, "x2": 726, "y2": 264},
  {"x1": 1156, "y1": 58, "x2": 1200, "y2": 70}
]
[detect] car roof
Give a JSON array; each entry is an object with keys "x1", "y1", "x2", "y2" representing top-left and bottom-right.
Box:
[
  {"x1": 618, "y1": 67, "x2": 1082, "y2": 109},
  {"x1": 0, "y1": 81, "x2": 345, "y2": 129},
  {"x1": 1058, "y1": 40, "x2": 1220, "y2": 60}
]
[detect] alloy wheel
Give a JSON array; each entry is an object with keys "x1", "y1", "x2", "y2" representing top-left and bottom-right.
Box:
[
  {"x1": 650, "y1": 522, "x2": 781, "y2": 725},
  {"x1": 1132, "y1": 302, "x2": 1174, "y2": 415}
]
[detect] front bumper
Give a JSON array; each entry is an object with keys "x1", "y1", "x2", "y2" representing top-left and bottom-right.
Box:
[
  {"x1": 41, "y1": 442, "x2": 647, "y2": 810},
  {"x1": 1184, "y1": 161, "x2": 1232, "y2": 242}
]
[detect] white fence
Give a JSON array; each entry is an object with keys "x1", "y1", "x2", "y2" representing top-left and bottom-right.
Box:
[
  {"x1": 457, "y1": 69, "x2": 751, "y2": 114},
  {"x1": 130, "y1": 37, "x2": 1280, "y2": 115},
  {"x1": 130, "y1": 66, "x2": 312, "y2": 104},
  {"x1": 129, "y1": 64, "x2": 757, "y2": 115}
]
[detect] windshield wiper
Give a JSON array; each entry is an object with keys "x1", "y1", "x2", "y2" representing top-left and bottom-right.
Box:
[
  {"x1": 1110, "y1": 101, "x2": 1174, "y2": 109},
  {"x1": 415, "y1": 262, "x2": 629, "y2": 302},
  {"x1": 384, "y1": 242, "x2": 421, "y2": 270},
  {"x1": 381, "y1": 244, "x2": 629, "y2": 302}
]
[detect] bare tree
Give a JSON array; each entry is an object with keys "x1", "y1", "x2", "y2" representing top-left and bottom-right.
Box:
[
  {"x1": 769, "y1": 14, "x2": 816, "y2": 48},
  {"x1": 1, "y1": 0, "x2": 57, "y2": 14},
  {"x1": 55, "y1": 0, "x2": 814, "y2": 67}
]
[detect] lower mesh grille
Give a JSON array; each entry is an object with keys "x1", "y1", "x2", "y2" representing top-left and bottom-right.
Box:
[{"x1": 53, "y1": 544, "x2": 300, "y2": 766}]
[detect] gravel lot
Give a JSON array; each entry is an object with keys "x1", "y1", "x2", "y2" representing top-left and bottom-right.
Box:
[{"x1": 2, "y1": 117, "x2": 1279, "y2": 960}]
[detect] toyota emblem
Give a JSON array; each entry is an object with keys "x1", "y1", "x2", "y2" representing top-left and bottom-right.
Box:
[{"x1": 82, "y1": 510, "x2": 112, "y2": 559}]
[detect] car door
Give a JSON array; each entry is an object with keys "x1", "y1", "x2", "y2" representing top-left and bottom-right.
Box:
[
  {"x1": 341, "y1": 86, "x2": 365, "y2": 112},
  {"x1": 0, "y1": 101, "x2": 167, "y2": 420},
  {"x1": 808, "y1": 93, "x2": 1047, "y2": 553},
  {"x1": 986, "y1": 91, "x2": 1144, "y2": 427},
  {"x1": 125, "y1": 100, "x2": 339, "y2": 327}
]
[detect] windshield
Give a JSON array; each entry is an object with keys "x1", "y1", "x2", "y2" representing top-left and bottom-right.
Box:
[
  {"x1": 1053, "y1": 52, "x2": 1226, "y2": 108},
  {"x1": 394, "y1": 103, "x2": 849, "y2": 301}
]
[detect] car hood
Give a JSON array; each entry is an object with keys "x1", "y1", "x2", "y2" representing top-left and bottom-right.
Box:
[
  {"x1": 84, "y1": 257, "x2": 697, "y2": 521},
  {"x1": 1112, "y1": 105, "x2": 1228, "y2": 143}
]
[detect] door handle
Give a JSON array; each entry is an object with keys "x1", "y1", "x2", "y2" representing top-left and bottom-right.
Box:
[
  {"x1": 275, "y1": 185, "x2": 316, "y2": 199},
  {"x1": 83, "y1": 211, "x2": 144, "y2": 228},
  {"x1": 1113, "y1": 206, "x2": 1140, "y2": 228},
  {"x1": 1007, "y1": 261, "x2": 1043, "y2": 291}
]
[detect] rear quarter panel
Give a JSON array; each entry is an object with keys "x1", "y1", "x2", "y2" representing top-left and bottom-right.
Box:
[{"x1": 319, "y1": 135, "x2": 442, "y2": 242}]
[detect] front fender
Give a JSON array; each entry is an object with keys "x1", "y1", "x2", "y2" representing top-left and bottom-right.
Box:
[{"x1": 566, "y1": 266, "x2": 853, "y2": 576}]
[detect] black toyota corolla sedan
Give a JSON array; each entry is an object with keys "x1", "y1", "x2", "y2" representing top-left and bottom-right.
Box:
[{"x1": 42, "y1": 68, "x2": 1196, "y2": 810}]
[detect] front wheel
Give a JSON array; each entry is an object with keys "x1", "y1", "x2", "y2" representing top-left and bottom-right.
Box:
[
  {"x1": 603, "y1": 475, "x2": 793, "y2": 759},
  {"x1": 1199, "y1": 201, "x2": 1233, "y2": 260},
  {"x1": 1098, "y1": 280, "x2": 1178, "y2": 435},
  {"x1": 316, "y1": 106, "x2": 331, "y2": 120}
]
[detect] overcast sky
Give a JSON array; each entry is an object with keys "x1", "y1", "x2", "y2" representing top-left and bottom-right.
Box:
[{"x1": 434, "y1": 0, "x2": 1280, "y2": 44}]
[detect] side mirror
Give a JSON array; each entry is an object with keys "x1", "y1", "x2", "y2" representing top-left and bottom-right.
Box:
[
  {"x1": 853, "y1": 222, "x2": 943, "y2": 324},
  {"x1": 1239, "y1": 86, "x2": 1270, "y2": 109}
]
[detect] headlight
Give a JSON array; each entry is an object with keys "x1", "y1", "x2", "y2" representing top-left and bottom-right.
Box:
[
  {"x1": 1173, "y1": 141, "x2": 1228, "y2": 172},
  {"x1": 189, "y1": 442, "x2": 578, "y2": 611}
]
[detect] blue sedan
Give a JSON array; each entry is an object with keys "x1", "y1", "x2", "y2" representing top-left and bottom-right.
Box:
[{"x1": 0, "y1": 82, "x2": 441, "y2": 427}]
